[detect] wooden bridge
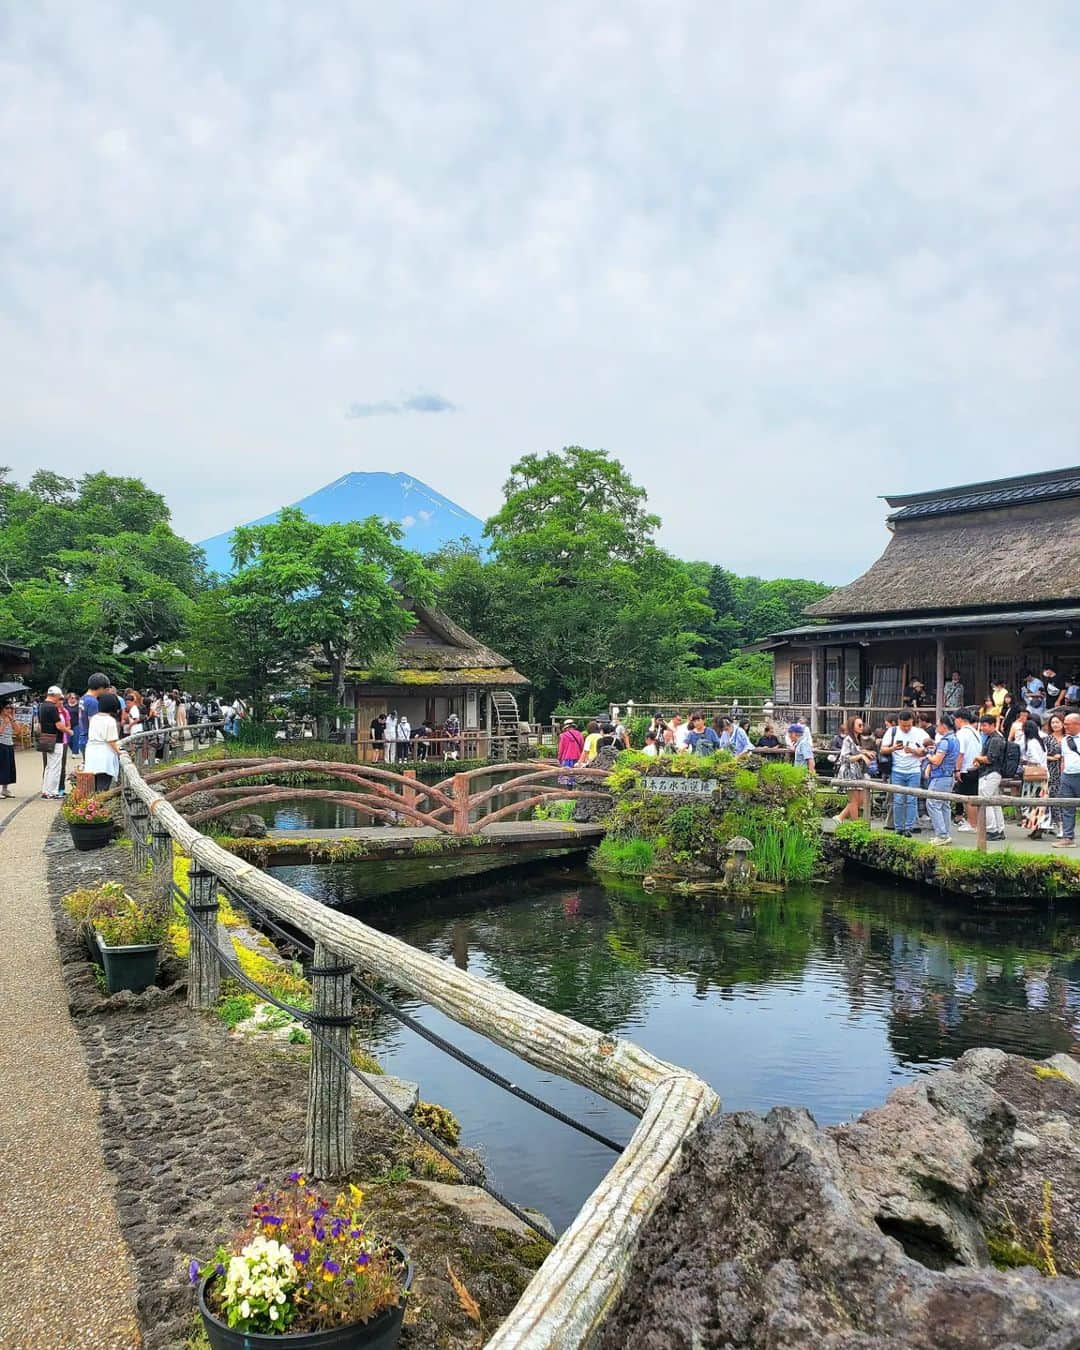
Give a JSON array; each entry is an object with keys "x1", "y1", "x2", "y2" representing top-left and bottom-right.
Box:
[{"x1": 136, "y1": 756, "x2": 611, "y2": 858}]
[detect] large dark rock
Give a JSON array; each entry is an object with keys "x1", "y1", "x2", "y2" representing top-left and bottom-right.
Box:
[
  {"x1": 572, "y1": 746, "x2": 619, "y2": 823},
  {"x1": 597, "y1": 1049, "x2": 1080, "y2": 1348}
]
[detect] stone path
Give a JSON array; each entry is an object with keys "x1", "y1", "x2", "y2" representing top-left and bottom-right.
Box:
[{"x1": 0, "y1": 791, "x2": 142, "y2": 1348}]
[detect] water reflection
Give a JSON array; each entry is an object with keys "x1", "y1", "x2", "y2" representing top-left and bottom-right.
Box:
[{"x1": 284, "y1": 862, "x2": 1080, "y2": 1230}]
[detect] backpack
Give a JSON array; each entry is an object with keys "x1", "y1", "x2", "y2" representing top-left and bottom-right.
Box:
[
  {"x1": 1002, "y1": 739, "x2": 1022, "y2": 780},
  {"x1": 1067, "y1": 683, "x2": 1080, "y2": 703}
]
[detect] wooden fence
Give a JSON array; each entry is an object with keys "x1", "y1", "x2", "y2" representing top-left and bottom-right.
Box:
[{"x1": 117, "y1": 729, "x2": 718, "y2": 1347}]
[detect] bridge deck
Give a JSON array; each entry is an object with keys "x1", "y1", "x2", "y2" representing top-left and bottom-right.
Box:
[{"x1": 261, "y1": 819, "x2": 605, "y2": 863}]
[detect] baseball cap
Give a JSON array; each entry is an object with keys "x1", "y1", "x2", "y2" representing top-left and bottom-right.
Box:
[{"x1": 47, "y1": 684, "x2": 63, "y2": 696}]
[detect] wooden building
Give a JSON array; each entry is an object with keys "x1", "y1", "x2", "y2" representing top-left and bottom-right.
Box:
[
  {"x1": 344, "y1": 601, "x2": 530, "y2": 758},
  {"x1": 0, "y1": 638, "x2": 32, "y2": 681},
  {"x1": 762, "y1": 466, "x2": 1080, "y2": 730}
]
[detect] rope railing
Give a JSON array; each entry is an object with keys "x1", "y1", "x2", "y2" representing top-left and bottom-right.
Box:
[{"x1": 116, "y1": 733, "x2": 718, "y2": 1348}]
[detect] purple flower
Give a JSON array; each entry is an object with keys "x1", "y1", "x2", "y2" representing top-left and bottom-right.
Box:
[
  {"x1": 188, "y1": 1260, "x2": 200, "y2": 1286},
  {"x1": 345, "y1": 1278, "x2": 355, "y2": 1288},
  {"x1": 294, "y1": 1249, "x2": 309, "y2": 1266},
  {"x1": 356, "y1": 1253, "x2": 370, "y2": 1267},
  {"x1": 304, "y1": 1281, "x2": 313, "y2": 1292},
  {"x1": 314, "y1": 1227, "x2": 326, "y2": 1241},
  {"x1": 263, "y1": 1215, "x2": 283, "y2": 1226},
  {"x1": 313, "y1": 1205, "x2": 329, "y2": 1221},
  {"x1": 322, "y1": 1259, "x2": 340, "y2": 1275},
  {"x1": 215, "y1": 1263, "x2": 224, "y2": 1276},
  {"x1": 287, "y1": 1170, "x2": 303, "y2": 1183},
  {"x1": 350, "y1": 1229, "x2": 361, "y2": 1238}
]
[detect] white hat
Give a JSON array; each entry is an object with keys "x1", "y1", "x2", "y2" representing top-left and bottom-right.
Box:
[{"x1": 47, "y1": 684, "x2": 63, "y2": 696}]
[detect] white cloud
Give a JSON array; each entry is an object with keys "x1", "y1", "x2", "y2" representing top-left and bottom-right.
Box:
[{"x1": 1, "y1": 2, "x2": 1079, "y2": 582}]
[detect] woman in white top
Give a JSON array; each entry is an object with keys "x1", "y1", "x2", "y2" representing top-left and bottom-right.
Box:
[
  {"x1": 1019, "y1": 716, "x2": 1049, "y2": 838},
  {"x1": 84, "y1": 692, "x2": 122, "y2": 791}
]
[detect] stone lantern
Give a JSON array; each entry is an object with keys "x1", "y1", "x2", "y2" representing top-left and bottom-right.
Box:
[{"x1": 723, "y1": 836, "x2": 756, "y2": 888}]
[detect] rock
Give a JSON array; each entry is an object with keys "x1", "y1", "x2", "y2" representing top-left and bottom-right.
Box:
[
  {"x1": 176, "y1": 790, "x2": 219, "y2": 818},
  {"x1": 597, "y1": 1051, "x2": 1080, "y2": 1349},
  {"x1": 572, "y1": 746, "x2": 619, "y2": 823},
  {"x1": 223, "y1": 811, "x2": 269, "y2": 838},
  {"x1": 353, "y1": 1071, "x2": 420, "y2": 1116},
  {"x1": 409, "y1": 1180, "x2": 555, "y2": 1241}
]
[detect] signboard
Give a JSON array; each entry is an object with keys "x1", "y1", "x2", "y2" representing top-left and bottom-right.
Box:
[{"x1": 645, "y1": 776, "x2": 717, "y2": 797}]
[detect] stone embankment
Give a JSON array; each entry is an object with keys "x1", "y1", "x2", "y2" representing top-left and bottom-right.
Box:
[
  {"x1": 598, "y1": 1048, "x2": 1080, "y2": 1348},
  {"x1": 46, "y1": 826, "x2": 550, "y2": 1349}
]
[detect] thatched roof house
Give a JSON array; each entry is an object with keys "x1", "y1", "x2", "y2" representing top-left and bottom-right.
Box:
[
  {"x1": 761, "y1": 466, "x2": 1080, "y2": 728},
  {"x1": 344, "y1": 600, "x2": 529, "y2": 757}
]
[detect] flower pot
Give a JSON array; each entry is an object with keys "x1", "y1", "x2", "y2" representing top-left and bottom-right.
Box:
[
  {"x1": 68, "y1": 819, "x2": 114, "y2": 851},
  {"x1": 96, "y1": 935, "x2": 160, "y2": 994},
  {"x1": 85, "y1": 925, "x2": 104, "y2": 967},
  {"x1": 198, "y1": 1250, "x2": 413, "y2": 1350}
]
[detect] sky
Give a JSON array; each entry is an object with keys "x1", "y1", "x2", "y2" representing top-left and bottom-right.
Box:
[{"x1": 3, "y1": 2, "x2": 1080, "y2": 584}]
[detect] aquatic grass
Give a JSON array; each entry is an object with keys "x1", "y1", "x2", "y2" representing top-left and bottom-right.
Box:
[{"x1": 592, "y1": 836, "x2": 657, "y2": 876}]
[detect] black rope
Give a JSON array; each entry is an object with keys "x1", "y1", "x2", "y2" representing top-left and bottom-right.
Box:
[
  {"x1": 216, "y1": 880, "x2": 625, "y2": 1155},
  {"x1": 178, "y1": 889, "x2": 551, "y2": 1239}
]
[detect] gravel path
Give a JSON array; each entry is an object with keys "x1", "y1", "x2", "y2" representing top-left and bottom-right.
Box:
[{"x1": 0, "y1": 795, "x2": 142, "y2": 1349}]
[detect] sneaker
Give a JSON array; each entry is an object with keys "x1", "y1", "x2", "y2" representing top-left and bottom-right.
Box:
[
  {"x1": 987, "y1": 831, "x2": 1007, "y2": 841},
  {"x1": 909, "y1": 826, "x2": 923, "y2": 834},
  {"x1": 955, "y1": 820, "x2": 974, "y2": 832},
  {"x1": 1052, "y1": 838, "x2": 1076, "y2": 848},
  {"x1": 931, "y1": 836, "x2": 952, "y2": 846}
]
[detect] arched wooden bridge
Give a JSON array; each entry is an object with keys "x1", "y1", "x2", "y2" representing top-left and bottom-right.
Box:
[{"x1": 136, "y1": 757, "x2": 611, "y2": 861}]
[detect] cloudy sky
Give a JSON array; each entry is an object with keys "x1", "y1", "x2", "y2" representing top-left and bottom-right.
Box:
[{"x1": 3, "y1": 2, "x2": 1079, "y2": 582}]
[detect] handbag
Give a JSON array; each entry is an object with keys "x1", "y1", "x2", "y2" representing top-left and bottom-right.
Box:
[
  {"x1": 1022, "y1": 763, "x2": 1048, "y2": 781},
  {"x1": 37, "y1": 732, "x2": 57, "y2": 753}
]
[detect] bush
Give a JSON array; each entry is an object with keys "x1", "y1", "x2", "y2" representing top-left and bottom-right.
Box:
[
  {"x1": 95, "y1": 898, "x2": 168, "y2": 947},
  {"x1": 592, "y1": 836, "x2": 657, "y2": 875}
]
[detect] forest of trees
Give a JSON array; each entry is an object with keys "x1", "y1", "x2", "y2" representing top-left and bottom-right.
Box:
[{"x1": 0, "y1": 452, "x2": 829, "y2": 715}]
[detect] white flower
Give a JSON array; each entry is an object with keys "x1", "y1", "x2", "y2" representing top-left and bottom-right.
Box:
[
  {"x1": 269, "y1": 1307, "x2": 278, "y2": 1322},
  {"x1": 239, "y1": 1300, "x2": 251, "y2": 1319}
]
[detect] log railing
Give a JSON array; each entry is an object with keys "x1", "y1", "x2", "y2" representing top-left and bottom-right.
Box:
[
  {"x1": 819, "y1": 776, "x2": 1080, "y2": 852},
  {"x1": 117, "y1": 728, "x2": 717, "y2": 1347}
]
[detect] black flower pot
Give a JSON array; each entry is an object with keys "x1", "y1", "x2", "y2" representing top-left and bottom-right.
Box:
[
  {"x1": 198, "y1": 1250, "x2": 412, "y2": 1350},
  {"x1": 96, "y1": 935, "x2": 160, "y2": 994},
  {"x1": 68, "y1": 820, "x2": 114, "y2": 851}
]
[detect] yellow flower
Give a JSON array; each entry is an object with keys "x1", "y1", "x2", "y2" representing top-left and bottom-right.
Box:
[
  {"x1": 322, "y1": 1271, "x2": 334, "y2": 1282},
  {"x1": 348, "y1": 1184, "x2": 363, "y2": 1206}
]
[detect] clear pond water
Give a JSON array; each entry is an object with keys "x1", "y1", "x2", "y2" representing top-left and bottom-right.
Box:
[{"x1": 273, "y1": 858, "x2": 1080, "y2": 1233}]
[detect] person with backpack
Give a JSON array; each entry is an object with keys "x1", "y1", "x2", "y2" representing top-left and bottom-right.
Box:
[
  {"x1": 1052, "y1": 712, "x2": 1080, "y2": 848},
  {"x1": 973, "y1": 714, "x2": 1008, "y2": 842},
  {"x1": 879, "y1": 709, "x2": 928, "y2": 838},
  {"x1": 687, "y1": 712, "x2": 721, "y2": 755},
  {"x1": 1056, "y1": 674, "x2": 1080, "y2": 709},
  {"x1": 924, "y1": 714, "x2": 961, "y2": 845}
]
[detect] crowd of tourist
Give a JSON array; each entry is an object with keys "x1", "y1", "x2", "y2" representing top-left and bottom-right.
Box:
[
  {"x1": 0, "y1": 677, "x2": 246, "y2": 800},
  {"x1": 366, "y1": 710, "x2": 462, "y2": 762}
]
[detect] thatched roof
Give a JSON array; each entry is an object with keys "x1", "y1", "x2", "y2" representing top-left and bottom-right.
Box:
[
  {"x1": 807, "y1": 495, "x2": 1080, "y2": 619},
  {"x1": 348, "y1": 602, "x2": 529, "y2": 688}
]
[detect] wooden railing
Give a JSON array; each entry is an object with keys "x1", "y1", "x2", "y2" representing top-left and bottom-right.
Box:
[
  {"x1": 819, "y1": 777, "x2": 1080, "y2": 852},
  {"x1": 142, "y1": 755, "x2": 612, "y2": 835},
  {"x1": 116, "y1": 726, "x2": 717, "y2": 1347}
]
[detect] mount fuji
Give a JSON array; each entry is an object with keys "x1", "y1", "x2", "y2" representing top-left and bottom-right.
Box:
[{"x1": 197, "y1": 471, "x2": 486, "y2": 574}]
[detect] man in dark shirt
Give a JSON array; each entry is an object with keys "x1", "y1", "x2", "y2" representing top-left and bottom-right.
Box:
[
  {"x1": 78, "y1": 672, "x2": 109, "y2": 757},
  {"x1": 369, "y1": 712, "x2": 386, "y2": 763},
  {"x1": 973, "y1": 714, "x2": 1007, "y2": 840},
  {"x1": 39, "y1": 685, "x2": 67, "y2": 798}
]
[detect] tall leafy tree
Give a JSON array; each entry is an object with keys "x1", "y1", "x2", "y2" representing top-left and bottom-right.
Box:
[
  {"x1": 228, "y1": 508, "x2": 434, "y2": 720},
  {"x1": 435, "y1": 447, "x2": 709, "y2": 714},
  {"x1": 0, "y1": 468, "x2": 205, "y2": 685}
]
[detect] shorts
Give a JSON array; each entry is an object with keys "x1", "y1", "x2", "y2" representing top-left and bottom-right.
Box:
[{"x1": 956, "y1": 769, "x2": 979, "y2": 797}]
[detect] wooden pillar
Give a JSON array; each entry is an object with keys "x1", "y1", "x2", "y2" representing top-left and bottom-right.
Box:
[
  {"x1": 861, "y1": 785, "x2": 873, "y2": 822},
  {"x1": 129, "y1": 801, "x2": 150, "y2": 871},
  {"x1": 935, "y1": 638, "x2": 946, "y2": 722},
  {"x1": 402, "y1": 769, "x2": 417, "y2": 812},
  {"x1": 809, "y1": 647, "x2": 821, "y2": 734},
  {"x1": 305, "y1": 942, "x2": 354, "y2": 1180},
  {"x1": 187, "y1": 866, "x2": 221, "y2": 1011},
  {"x1": 976, "y1": 801, "x2": 987, "y2": 853},
  {"x1": 452, "y1": 772, "x2": 471, "y2": 835},
  {"x1": 149, "y1": 817, "x2": 174, "y2": 906}
]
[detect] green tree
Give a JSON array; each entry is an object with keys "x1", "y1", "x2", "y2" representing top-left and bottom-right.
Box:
[
  {"x1": 228, "y1": 508, "x2": 434, "y2": 724},
  {"x1": 0, "y1": 469, "x2": 204, "y2": 686},
  {"x1": 434, "y1": 447, "x2": 709, "y2": 714}
]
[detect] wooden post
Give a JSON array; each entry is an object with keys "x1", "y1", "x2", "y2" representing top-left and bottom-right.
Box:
[
  {"x1": 187, "y1": 865, "x2": 221, "y2": 1011},
  {"x1": 305, "y1": 942, "x2": 354, "y2": 1180},
  {"x1": 452, "y1": 772, "x2": 471, "y2": 836},
  {"x1": 129, "y1": 801, "x2": 150, "y2": 871},
  {"x1": 935, "y1": 638, "x2": 945, "y2": 723},
  {"x1": 976, "y1": 801, "x2": 987, "y2": 853},
  {"x1": 149, "y1": 818, "x2": 174, "y2": 906},
  {"x1": 861, "y1": 785, "x2": 873, "y2": 822},
  {"x1": 402, "y1": 768, "x2": 417, "y2": 811},
  {"x1": 809, "y1": 648, "x2": 820, "y2": 734},
  {"x1": 74, "y1": 769, "x2": 95, "y2": 799}
]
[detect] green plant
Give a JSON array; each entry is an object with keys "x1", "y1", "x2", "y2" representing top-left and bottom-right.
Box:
[
  {"x1": 533, "y1": 798, "x2": 576, "y2": 822},
  {"x1": 62, "y1": 880, "x2": 128, "y2": 923},
  {"x1": 592, "y1": 836, "x2": 656, "y2": 876},
  {"x1": 216, "y1": 992, "x2": 257, "y2": 1028},
  {"x1": 94, "y1": 898, "x2": 167, "y2": 947},
  {"x1": 413, "y1": 1100, "x2": 462, "y2": 1147},
  {"x1": 287, "y1": 1027, "x2": 309, "y2": 1046}
]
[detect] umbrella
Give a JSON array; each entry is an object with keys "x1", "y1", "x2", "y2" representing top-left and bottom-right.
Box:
[{"x1": 0, "y1": 681, "x2": 28, "y2": 699}]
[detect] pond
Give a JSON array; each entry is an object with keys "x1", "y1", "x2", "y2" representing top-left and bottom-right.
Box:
[{"x1": 276, "y1": 860, "x2": 1080, "y2": 1233}]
